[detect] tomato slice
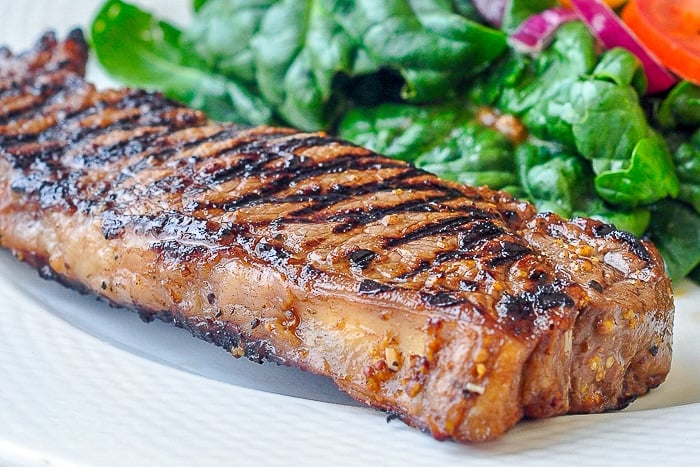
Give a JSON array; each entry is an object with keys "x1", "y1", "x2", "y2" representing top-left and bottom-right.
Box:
[
  {"x1": 559, "y1": 0, "x2": 627, "y2": 8},
  {"x1": 622, "y1": 0, "x2": 700, "y2": 86}
]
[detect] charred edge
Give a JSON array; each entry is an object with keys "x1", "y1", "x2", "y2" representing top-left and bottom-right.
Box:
[
  {"x1": 141, "y1": 309, "x2": 282, "y2": 365},
  {"x1": 0, "y1": 37, "x2": 84, "y2": 91},
  {"x1": 28, "y1": 243, "x2": 283, "y2": 366},
  {"x1": 592, "y1": 223, "x2": 652, "y2": 263}
]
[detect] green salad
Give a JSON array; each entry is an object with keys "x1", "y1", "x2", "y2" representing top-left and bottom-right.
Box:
[{"x1": 90, "y1": 0, "x2": 700, "y2": 284}]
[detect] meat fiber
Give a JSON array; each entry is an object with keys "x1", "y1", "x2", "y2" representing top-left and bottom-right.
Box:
[{"x1": 0, "y1": 31, "x2": 673, "y2": 442}]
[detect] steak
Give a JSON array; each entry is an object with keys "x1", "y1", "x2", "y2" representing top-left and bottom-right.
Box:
[{"x1": 0, "y1": 31, "x2": 673, "y2": 442}]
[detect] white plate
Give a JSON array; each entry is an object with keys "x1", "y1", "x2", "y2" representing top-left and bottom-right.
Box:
[{"x1": 1, "y1": 1, "x2": 699, "y2": 465}]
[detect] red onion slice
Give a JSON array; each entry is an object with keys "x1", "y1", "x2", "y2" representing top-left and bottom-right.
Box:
[
  {"x1": 508, "y1": 7, "x2": 579, "y2": 54},
  {"x1": 472, "y1": 0, "x2": 508, "y2": 28},
  {"x1": 570, "y1": 0, "x2": 677, "y2": 94}
]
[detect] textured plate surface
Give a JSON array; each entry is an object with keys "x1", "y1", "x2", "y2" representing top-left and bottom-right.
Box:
[{"x1": 1, "y1": 1, "x2": 699, "y2": 465}]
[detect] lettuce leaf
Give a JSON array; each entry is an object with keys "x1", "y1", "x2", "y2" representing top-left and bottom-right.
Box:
[
  {"x1": 91, "y1": 0, "x2": 274, "y2": 124},
  {"x1": 473, "y1": 22, "x2": 679, "y2": 208},
  {"x1": 183, "y1": 0, "x2": 508, "y2": 129},
  {"x1": 338, "y1": 102, "x2": 520, "y2": 193}
]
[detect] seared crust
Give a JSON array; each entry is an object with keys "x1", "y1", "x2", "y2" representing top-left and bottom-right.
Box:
[{"x1": 0, "y1": 31, "x2": 673, "y2": 442}]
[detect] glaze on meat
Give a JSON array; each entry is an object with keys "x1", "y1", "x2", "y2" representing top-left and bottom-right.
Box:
[{"x1": 0, "y1": 31, "x2": 673, "y2": 442}]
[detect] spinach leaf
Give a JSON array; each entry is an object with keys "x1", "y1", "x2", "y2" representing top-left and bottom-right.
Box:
[
  {"x1": 496, "y1": 23, "x2": 598, "y2": 117},
  {"x1": 475, "y1": 23, "x2": 679, "y2": 207},
  {"x1": 338, "y1": 102, "x2": 519, "y2": 192},
  {"x1": 657, "y1": 81, "x2": 700, "y2": 129},
  {"x1": 193, "y1": 0, "x2": 209, "y2": 12},
  {"x1": 591, "y1": 47, "x2": 647, "y2": 95},
  {"x1": 182, "y1": 0, "x2": 507, "y2": 130},
  {"x1": 594, "y1": 135, "x2": 679, "y2": 207},
  {"x1": 515, "y1": 142, "x2": 586, "y2": 218},
  {"x1": 514, "y1": 141, "x2": 650, "y2": 235},
  {"x1": 91, "y1": 0, "x2": 273, "y2": 124},
  {"x1": 338, "y1": 103, "x2": 471, "y2": 162},
  {"x1": 184, "y1": 0, "x2": 276, "y2": 85},
  {"x1": 648, "y1": 200, "x2": 700, "y2": 283},
  {"x1": 673, "y1": 129, "x2": 700, "y2": 213}
]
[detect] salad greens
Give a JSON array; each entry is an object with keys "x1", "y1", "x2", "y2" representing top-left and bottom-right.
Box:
[
  {"x1": 94, "y1": 0, "x2": 507, "y2": 129},
  {"x1": 90, "y1": 0, "x2": 700, "y2": 284}
]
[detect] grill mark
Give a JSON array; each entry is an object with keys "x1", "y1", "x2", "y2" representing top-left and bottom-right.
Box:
[
  {"x1": 36, "y1": 104, "x2": 193, "y2": 167},
  {"x1": 6, "y1": 140, "x2": 64, "y2": 170},
  {"x1": 396, "y1": 250, "x2": 476, "y2": 281},
  {"x1": 1, "y1": 97, "x2": 103, "y2": 146},
  {"x1": 274, "y1": 134, "x2": 348, "y2": 152},
  {"x1": 101, "y1": 210, "x2": 218, "y2": 241},
  {"x1": 28, "y1": 90, "x2": 177, "y2": 145},
  {"x1": 62, "y1": 103, "x2": 180, "y2": 144},
  {"x1": 118, "y1": 127, "x2": 250, "y2": 178},
  {"x1": 421, "y1": 292, "x2": 464, "y2": 307},
  {"x1": 279, "y1": 168, "x2": 430, "y2": 222},
  {"x1": 458, "y1": 221, "x2": 505, "y2": 250},
  {"x1": 200, "y1": 134, "x2": 353, "y2": 186},
  {"x1": 74, "y1": 129, "x2": 166, "y2": 168},
  {"x1": 11, "y1": 118, "x2": 147, "y2": 171},
  {"x1": 592, "y1": 223, "x2": 652, "y2": 263},
  {"x1": 0, "y1": 80, "x2": 68, "y2": 123},
  {"x1": 393, "y1": 220, "x2": 509, "y2": 281},
  {"x1": 329, "y1": 194, "x2": 459, "y2": 234},
  {"x1": 181, "y1": 131, "x2": 301, "y2": 183},
  {"x1": 188, "y1": 129, "x2": 412, "y2": 214},
  {"x1": 348, "y1": 248, "x2": 377, "y2": 269},
  {"x1": 217, "y1": 155, "x2": 408, "y2": 212},
  {"x1": 384, "y1": 214, "x2": 490, "y2": 249},
  {"x1": 0, "y1": 59, "x2": 76, "y2": 94},
  {"x1": 204, "y1": 149, "x2": 286, "y2": 186},
  {"x1": 497, "y1": 283, "x2": 575, "y2": 320},
  {"x1": 358, "y1": 279, "x2": 390, "y2": 295},
  {"x1": 488, "y1": 241, "x2": 532, "y2": 266},
  {"x1": 1, "y1": 91, "x2": 160, "y2": 147}
]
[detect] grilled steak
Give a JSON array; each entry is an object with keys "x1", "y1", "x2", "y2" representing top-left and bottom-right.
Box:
[{"x1": 0, "y1": 31, "x2": 673, "y2": 442}]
